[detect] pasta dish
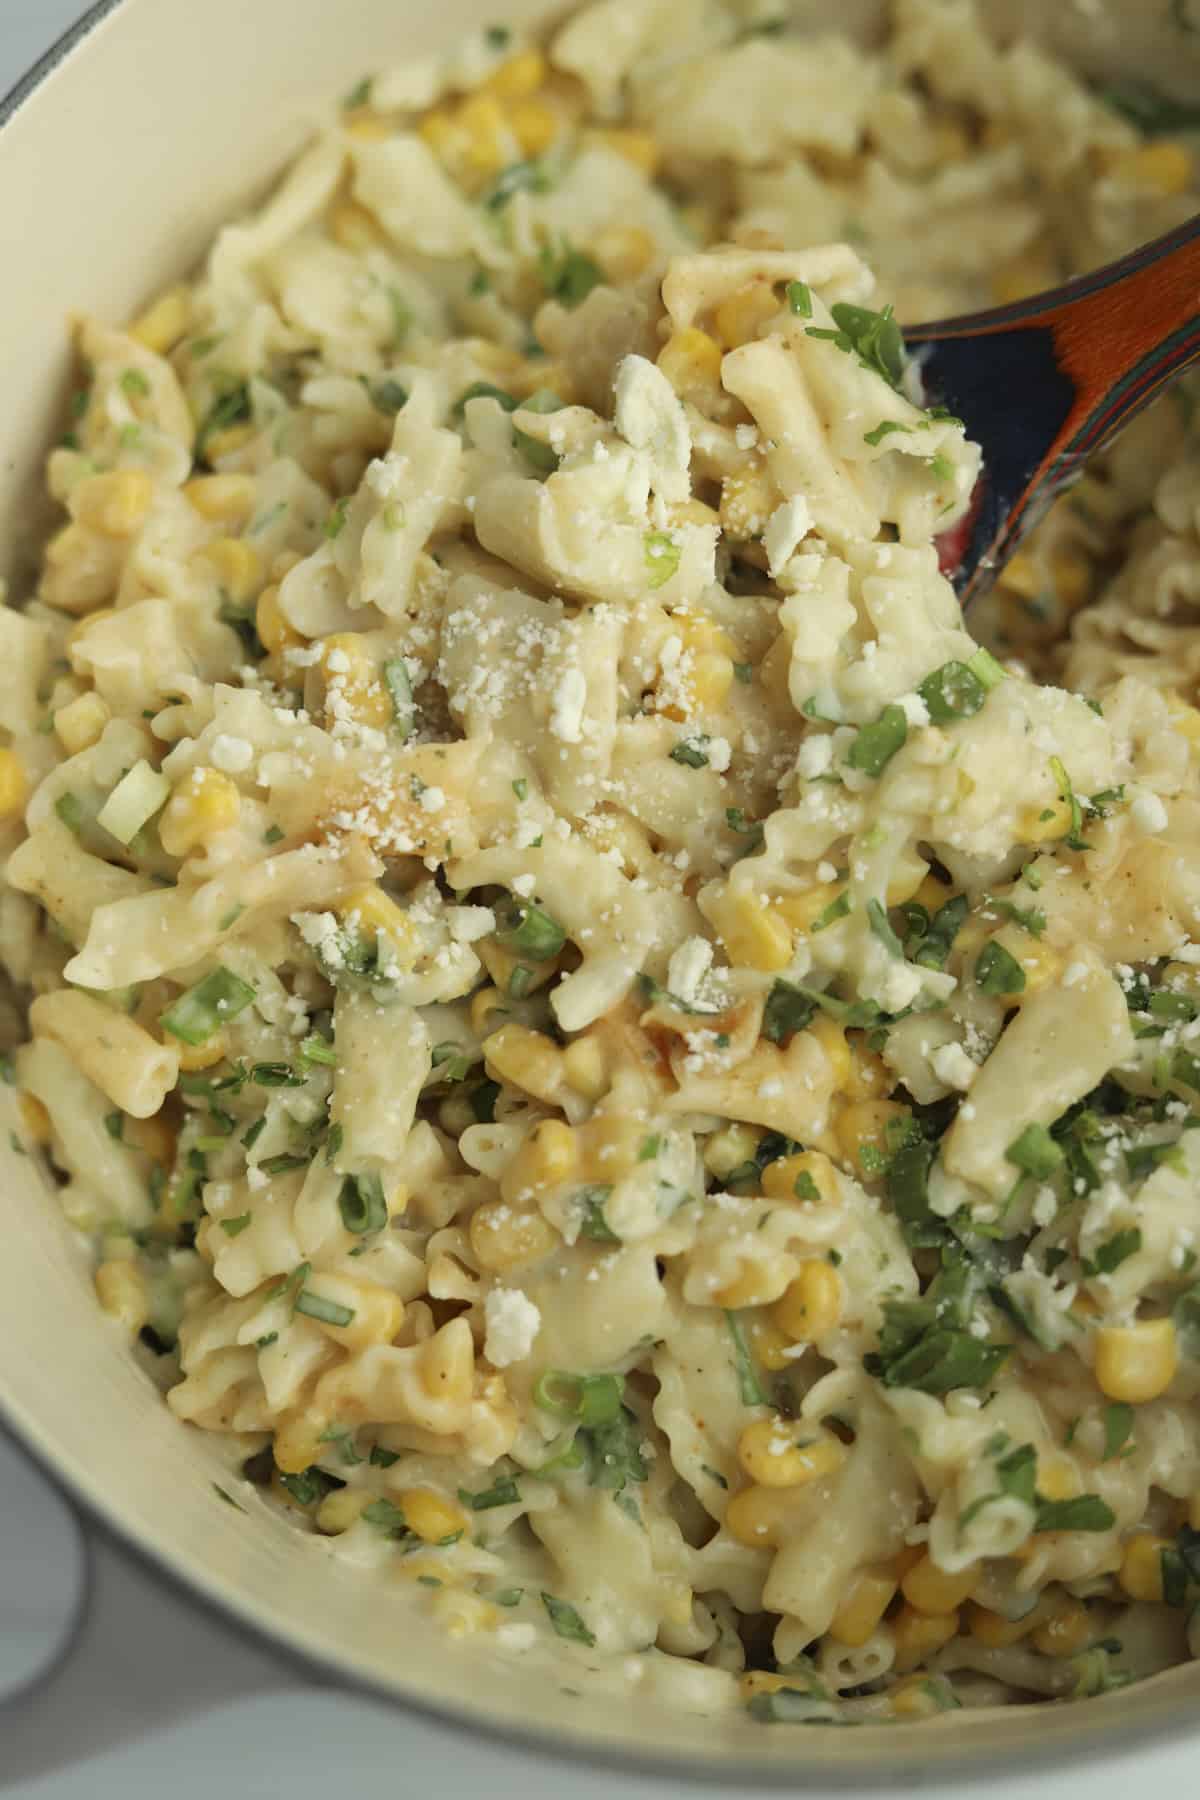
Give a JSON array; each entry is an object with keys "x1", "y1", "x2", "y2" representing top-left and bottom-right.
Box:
[{"x1": 7, "y1": 0, "x2": 1200, "y2": 1727}]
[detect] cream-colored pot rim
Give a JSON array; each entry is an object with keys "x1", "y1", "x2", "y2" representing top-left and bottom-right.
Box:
[{"x1": 3, "y1": 0, "x2": 1200, "y2": 1785}]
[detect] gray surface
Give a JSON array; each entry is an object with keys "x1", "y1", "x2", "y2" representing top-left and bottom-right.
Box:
[{"x1": 2, "y1": 1, "x2": 1200, "y2": 1794}]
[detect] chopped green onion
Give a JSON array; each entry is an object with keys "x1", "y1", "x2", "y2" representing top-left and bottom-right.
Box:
[
  {"x1": 541, "y1": 1593, "x2": 595, "y2": 1646},
  {"x1": 863, "y1": 419, "x2": 911, "y2": 447},
  {"x1": 866, "y1": 897, "x2": 904, "y2": 957},
  {"x1": 1084, "y1": 1227, "x2": 1142, "y2": 1277},
  {"x1": 918, "y1": 661, "x2": 987, "y2": 725},
  {"x1": 160, "y1": 967, "x2": 256, "y2": 1045},
  {"x1": 196, "y1": 382, "x2": 251, "y2": 464},
  {"x1": 103, "y1": 1110, "x2": 125, "y2": 1142},
  {"x1": 54, "y1": 792, "x2": 84, "y2": 834},
  {"x1": 811, "y1": 890, "x2": 851, "y2": 931},
  {"x1": 508, "y1": 964, "x2": 534, "y2": 999},
  {"x1": 1050, "y1": 755, "x2": 1090, "y2": 851},
  {"x1": 786, "y1": 281, "x2": 813, "y2": 318},
  {"x1": 299, "y1": 1034, "x2": 337, "y2": 1068},
  {"x1": 295, "y1": 1289, "x2": 355, "y2": 1328},
  {"x1": 670, "y1": 737, "x2": 709, "y2": 769},
  {"x1": 975, "y1": 941, "x2": 1026, "y2": 997},
  {"x1": 220, "y1": 1213, "x2": 252, "y2": 1237},
  {"x1": 338, "y1": 1172, "x2": 388, "y2": 1236},
  {"x1": 725, "y1": 1310, "x2": 768, "y2": 1407},
  {"x1": 324, "y1": 498, "x2": 350, "y2": 541},
  {"x1": 966, "y1": 647, "x2": 1006, "y2": 690},
  {"x1": 1102, "y1": 1403, "x2": 1134, "y2": 1462},
  {"x1": 1005, "y1": 1123, "x2": 1063, "y2": 1179},
  {"x1": 120, "y1": 368, "x2": 151, "y2": 399},
  {"x1": 259, "y1": 1153, "x2": 310, "y2": 1175},
  {"x1": 496, "y1": 899, "x2": 566, "y2": 961},
  {"x1": 577, "y1": 1186, "x2": 618, "y2": 1242},
  {"x1": 458, "y1": 1473, "x2": 520, "y2": 1510},
  {"x1": 251, "y1": 1061, "x2": 304, "y2": 1088},
  {"x1": 533, "y1": 1370, "x2": 623, "y2": 1426},
  {"x1": 644, "y1": 532, "x2": 681, "y2": 591},
  {"x1": 846, "y1": 704, "x2": 907, "y2": 777},
  {"x1": 538, "y1": 239, "x2": 603, "y2": 309},
  {"x1": 381, "y1": 658, "x2": 415, "y2": 739},
  {"x1": 1033, "y1": 1494, "x2": 1115, "y2": 1533}
]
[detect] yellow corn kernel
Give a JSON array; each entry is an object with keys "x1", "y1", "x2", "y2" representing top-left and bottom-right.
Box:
[
  {"x1": 329, "y1": 200, "x2": 384, "y2": 250},
  {"x1": 508, "y1": 98, "x2": 559, "y2": 157},
  {"x1": 890, "y1": 1604, "x2": 960, "y2": 1672},
  {"x1": 198, "y1": 537, "x2": 263, "y2": 606},
  {"x1": 586, "y1": 127, "x2": 659, "y2": 176},
  {"x1": 53, "y1": 692, "x2": 110, "y2": 756},
  {"x1": 477, "y1": 938, "x2": 555, "y2": 997},
  {"x1": 94, "y1": 1259, "x2": 149, "y2": 1333},
  {"x1": 966, "y1": 1600, "x2": 1048, "y2": 1650},
  {"x1": 456, "y1": 93, "x2": 509, "y2": 176},
  {"x1": 712, "y1": 284, "x2": 780, "y2": 350},
  {"x1": 886, "y1": 850, "x2": 929, "y2": 907},
  {"x1": 319, "y1": 633, "x2": 393, "y2": 730},
  {"x1": 1008, "y1": 933, "x2": 1061, "y2": 998},
  {"x1": 807, "y1": 1013, "x2": 851, "y2": 1089},
  {"x1": 336, "y1": 885, "x2": 421, "y2": 969},
  {"x1": 844, "y1": 1041, "x2": 890, "y2": 1104},
  {"x1": 656, "y1": 328, "x2": 724, "y2": 401},
  {"x1": 736, "y1": 1418, "x2": 845, "y2": 1489},
  {"x1": 889, "y1": 1679, "x2": 945, "y2": 1720},
  {"x1": 315, "y1": 1488, "x2": 372, "y2": 1535},
  {"x1": 563, "y1": 1034, "x2": 608, "y2": 1101},
  {"x1": 272, "y1": 1412, "x2": 326, "y2": 1476},
  {"x1": 344, "y1": 109, "x2": 393, "y2": 142},
  {"x1": 740, "y1": 1670, "x2": 806, "y2": 1701},
  {"x1": 469, "y1": 987, "x2": 508, "y2": 1038},
  {"x1": 829, "y1": 1568, "x2": 898, "y2": 1647},
  {"x1": 772, "y1": 1260, "x2": 843, "y2": 1342},
  {"x1": 689, "y1": 651, "x2": 735, "y2": 713},
  {"x1": 707, "y1": 889, "x2": 793, "y2": 972},
  {"x1": 1036, "y1": 1455, "x2": 1081, "y2": 1504},
  {"x1": 835, "y1": 1099, "x2": 911, "y2": 1178},
  {"x1": 482, "y1": 48, "x2": 546, "y2": 100},
  {"x1": 1001, "y1": 551, "x2": 1041, "y2": 602},
  {"x1": 483, "y1": 1023, "x2": 565, "y2": 1104},
  {"x1": 395, "y1": 1487, "x2": 470, "y2": 1544},
  {"x1": 130, "y1": 284, "x2": 192, "y2": 353},
  {"x1": 418, "y1": 106, "x2": 456, "y2": 155},
  {"x1": 1119, "y1": 1533, "x2": 1172, "y2": 1603},
  {"x1": 16, "y1": 1091, "x2": 51, "y2": 1145},
  {"x1": 176, "y1": 1035, "x2": 226, "y2": 1072},
  {"x1": 1016, "y1": 795, "x2": 1075, "y2": 844},
  {"x1": 724, "y1": 1483, "x2": 814, "y2": 1550},
  {"x1": 74, "y1": 469, "x2": 155, "y2": 537},
  {"x1": 317, "y1": 1282, "x2": 405, "y2": 1353},
  {"x1": 1117, "y1": 141, "x2": 1194, "y2": 196},
  {"x1": 159, "y1": 767, "x2": 241, "y2": 857},
  {"x1": 713, "y1": 1261, "x2": 789, "y2": 1310},
  {"x1": 746, "y1": 1316, "x2": 794, "y2": 1373},
  {"x1": 1030, "y1": 1598, "x2": 1092, "y2": 1658},
  {"x1": 183, "y1": 474, "x2": 258, "y2": 527},
  {"x1": 256, "y1": 585, "x2": 301, "y2": 658},
  {"x1": 762, "y1": 1150, "x2": 839, "y2": 1207},
  {"x1": 469, "y1": 1199, "x2": 559, "y2": 1273},
  {"x1": 501, "y1": 1118, "x2": 577, "y2": 1200},
  {"x1": 719, "y1": 465, "x2": 776, "y2": 537},
  {"x1": 990, "y1": 254, "x2": 1056, "y2": 307},
  {"x1": 774, "y1": 883, "x2": 846, "y2": 935},
  {"x1": 900, "y1": 1553, "x2": 977, "y2": 1616},
  {"x1": 704, "y1": 1122, "x2": 763, "y2": 1181},
  {"x1": 1095, "y1": 1318, "x2": 1178, "y2": 1404},
  {"x1": 0, "y1": 749, "x2": 28, "y2": 820},
  {"x1": 1049, "y1": 546, "x2": 1091, "y2": 611},
  {"x1": 204, "y1": 423, "x2": 256, "y2": 462}
]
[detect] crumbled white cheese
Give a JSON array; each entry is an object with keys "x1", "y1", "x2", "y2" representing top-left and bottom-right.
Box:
[
  {"x1": 797, "y1": 734, "x2": 834, "y2": 779},
  {"x1": 1131, "y1": 791, "x2": 1168, "y2": 835},
  {"x1": 708, "y1": 736, "x2": 732, "y2": 774},
  {"x1": 483, "y1": 1288, "x2": 541, "y2": 1367},
  {"x1": 419, "y1": 785, "x2": 445, "y2": 813},
  {"x1": 879, "y1": 961, "x2": 923, "y2": 1013},
  {"x1": 550, "y1": 667, "x2": 587, "y2": 743},
  {"x1": 612, "y1": 354, "x2": 692, "y2": 504},
  {"x1": 1062, "y1": 961, "x2": 1089, "y2": 988},
  {"x1": 667, "y1": 935, "x2": 713, "y2": 1003},
  {"x1": 210, "y1": 734, "x2": 254, "y2": 774},
  {"x1": 930, "y1": 1042, "x2": 977, "y2": 1092},
  {"x1": 763, "y1": 496, "x2": 812, "y2": 579},
  {"x1": 816, "y1": 860, "x2": 838, "y2": 885},
  {"x1": 898, "y1": 692, "x2": 930, "y2": 729},
  {"x1": 1031, "y1": 1185, "x2": 1057, "y2": 1229}
]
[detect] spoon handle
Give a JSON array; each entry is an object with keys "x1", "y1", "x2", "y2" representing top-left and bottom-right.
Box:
[{"x1": 908, "y1": 212, "x2": 1200, "y2": 597}]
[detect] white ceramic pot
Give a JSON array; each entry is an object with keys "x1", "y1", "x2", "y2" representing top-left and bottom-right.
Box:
[{"x1": 2, "y1": 0, "x2": 1200, "y2": 1787}]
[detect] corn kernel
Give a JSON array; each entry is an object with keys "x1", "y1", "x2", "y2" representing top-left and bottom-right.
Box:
[
  {"x1": 966, "y1": 1600, "x2": 1048, "y2": 1649},
  {"x1": 482, "y1": 49, "x2": 546, "y2": 100},
  {"x1": 829, "y1": 1568, "x2": 898, "y2": 1647},
  {"x1": 159, "y1": 767, "x2": 241, "y2": 856},
  {"x1": 344, "y1": 109, "x2": 393, "y2": 142},
  {"x1": 336, "y1": 885, "x2": 421, "y2": 969},
  {"x1": 183, "y1": 474, "x2": 258, "y2": 527},
  {"x1": 805, "y1": 1013, "x2": 851, "y2": 1090},
  {"x1": 834, "y1": 1099, "x2": 911, "y2": 1178},
  {"x1": 582, "y1": 221, "x2": 653, "y2": 285},
  {"x1": 844, "y1": 1041, "x2": 890, "y2": 1104},
  {"x1": 704, "y1": 1122, "x2": 763, "y2": 1181},
  {"x1": 1117, "y1": 141, "x2": 1194, "y2": 196},
  {"x1": 1035, "y1": 1455, "x2": 1081, "y2": 1504},
  {"x1": 130, "y1": 285, "x2": 192, "y2": 353},
  {"x1": 712, "y1": 284, "x2": 780, "y2": 350},
  {"x1": 713, "y1": 1260, "x2": 790, "y2": 1310},
  {"x1": 273, "y1": 1412, "x2": 326, "y2": 1476},
  {"x1": 204, "y1": 423, "x2": 256, "y2": 462},
  {"x1": 483, "y1": 1024, "x2": 566, "y2": 1104},
  {"x1": 1119, "y1": 1533, "x2": 1173, "y2": 1603},
  {"x1": 1031, "y1": 1598, "x2": 1092, "y2": 1658},
  {"x1": 176, "y1": 1035, "x2": 227, "y2": 1072},
  {"x1": 772, "y1": 1260, "x2": 843, "y2": 1341},
  {"x1": 317, "y1": 1282, "x2": 405, "y2": 1352},
  {"x1": 706, "y1": 888, "x2": 793, "y2": 972},
  {"x1": 508, "y1": 98, "x2": 559, "y2": 157},
  {"x1": 901, "y1": 1553, "x2": 977, "y2": 1615},
  {"x1": 890, "y1": 1604, "x2": 960, "y2": 1672},
  {"x1": 889, "y1": 1678, "x2": 944, "y2": 1720},
  {"x1": 197, "y1": 537, "x2": 263, "y2": 606},
  {"x1": 418, "y1": 106, "x2": 457, "y2": 156},
  {"x1": 563, "y1": 1035, "x2": 608, "y2": 1100},
  {"x1": 656, "y1": 328, "x2": 724, "y2": 401},
  {"x1": 500, "y1": 1118, "x2": 577, "y2": 1201},
  {"x1": 396, "y1": 1487, "x2": 470, "y2": 1544},
  {"x1": 0, "y1": 749, "x2": 28, "y2": 820},
  {"x1": 469, "y1": 1199, "x2": 559, "y2": 1272},
  {"x1": 1017, "y1": 796, "x2": 1075, "y2": 845},
  {"x1": 317, "y1": 633, "x2": 393, "y2": 730},
  {"x1": 74, "y1": 469, "x2": 155, "y2": 537},
  {"x1": 316, "y1": 1489, "x2": 372, "y2": 1534},
  {"x1": 762, "y1": 1150, "x2": 839, "y2": 1206},
  {"x1": 585, "y1": 127, "x2": 659, "y2": 176},
  {"x1": 746, "y1": 1316, "x2": 794, "y2": 1373},
  {"x1": 16, "y1": 1091, "x2": 51, "y2": 1145},
  {"x1": 736, "y1": 1419, "x2": 845, "y2": 1489},
  {"x1": 53, "y1": 692, "x2": 110, "y2": 756},
  {"x1": 94, "y1": 1259, "x2": 149, "y2": 1333},
  {"x1": 1094, "y1": 1318, "x2": 1178, "y2": 1403},
  {"x1": 724, "y1": 1483, "x2": 815, "y2": 1550},
  {"x1": 256, "y1": 585, "x2": 302, "y2": 658},
  {"x1": 457, "y1": 93, "x2": 509, "y2": 175},
  {"x1": 719, "y1": 465, "x2": 776, "y2": 537},
  {"x1": 775, "y1": 883, "x2": 846, "y2": 935}
]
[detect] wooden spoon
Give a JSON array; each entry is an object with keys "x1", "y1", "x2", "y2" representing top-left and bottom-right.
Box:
[{"x1": 906, "y1": 213, "x2": 1200, "y2": 604}]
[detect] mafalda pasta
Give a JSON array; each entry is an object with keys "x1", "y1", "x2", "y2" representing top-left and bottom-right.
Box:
[{"x1": 5, "y1": 0, "x2": 1200, "y2": 1728}]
